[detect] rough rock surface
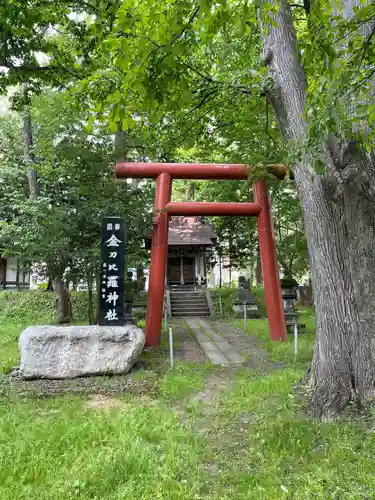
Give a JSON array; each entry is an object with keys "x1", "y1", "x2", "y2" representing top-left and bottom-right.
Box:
[{"x1": 19, "y1": 325, "x2": 145, "y2": 379}]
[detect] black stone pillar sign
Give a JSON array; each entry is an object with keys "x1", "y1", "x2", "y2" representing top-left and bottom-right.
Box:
[{"x1": 98, "y1": 217, "x2": 126, "y2": 326}]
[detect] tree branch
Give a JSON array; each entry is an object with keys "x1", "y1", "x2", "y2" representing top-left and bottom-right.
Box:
[
  {"x1": 353, "y1": 66, "x2": 375, "y2": 91},
  {"x1": 177, "y1": 56, "x2": 214, "y2": 82},
  {"x1": 184, "y1": 88, "x2": 219, "y2": 117},
  {"x1": 171, "y1": 6, "x2": 200, "y2": 44},
  {"x1": 0, "y1": 63, "x2": 56, "y2": 71},
  {"x1": 356, "y1": 22, "x2": 375, "y2": 71}
]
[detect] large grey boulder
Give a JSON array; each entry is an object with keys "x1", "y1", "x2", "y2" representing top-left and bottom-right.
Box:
[{"x1": 19, "y1": 325, "x2": 145, "y2": 379}]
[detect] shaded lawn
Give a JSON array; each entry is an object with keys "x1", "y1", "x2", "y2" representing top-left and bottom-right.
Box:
[{"x1": 1, "y1": 296, "x2": 375, "y2": 498}]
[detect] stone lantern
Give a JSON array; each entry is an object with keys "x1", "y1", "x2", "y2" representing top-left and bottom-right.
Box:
[
  {"x1": 232, "y1": 276, "x2": 260, "y2": 318},
  {"x1": 280, "y1": 273, "x2": 299, "y2": 329}
]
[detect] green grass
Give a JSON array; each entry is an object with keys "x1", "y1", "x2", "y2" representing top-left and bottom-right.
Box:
[
  {"x1": 212, "y1": 368, "x2": 375, "y2": 498},
  {"x1": 233, "y1": 308, "x2": 316, "y2": 367},
  {"x1": 0, "y1": 395, "x2": 206, "y2": 500},
  {"x1": 1, "y1": 292, "x2": 375, "y2": 498},
  {"x1": 158, "y1": 362, "x2": 212, "y2": 401},
  {"x1": 0, "y1": 293, "x2": 53, "y2": 373}
]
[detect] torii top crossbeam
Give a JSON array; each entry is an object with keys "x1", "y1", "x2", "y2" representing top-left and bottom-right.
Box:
[{"x1": 116, "y1": 162, "x2": 290, "y2": 180}]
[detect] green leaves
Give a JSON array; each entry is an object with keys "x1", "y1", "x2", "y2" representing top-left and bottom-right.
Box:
[
  {"x1": 0, "y1": 90, "x2": 153, "y2": 281},
  {"x1": 295, "y1": 0, "x2": 375, "y2": 154},
  {"x1": 0, "y1": 0, "x2": 121, "y2": 93}
]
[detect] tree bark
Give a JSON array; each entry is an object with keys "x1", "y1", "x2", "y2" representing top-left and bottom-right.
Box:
[
  {"x1": 185, "y1": 182, "x2": 195, "y2": 201},
  {"x1": 259, "y1": 0, "x2": 375, "y2": 417},
  {"x1": 16, "y1": 260, "x2": 20, "y2": 291},
  {"x1": 21, "y1": 84, "x2": 39, "y2": 200},
  {"x1": 52, "y1": 278, "x2": 73, "y2": 324}
]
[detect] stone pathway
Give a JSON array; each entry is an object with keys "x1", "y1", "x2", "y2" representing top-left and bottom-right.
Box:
[{"x1": 185, "y1": 318, "x2": 245, "y2": 366}]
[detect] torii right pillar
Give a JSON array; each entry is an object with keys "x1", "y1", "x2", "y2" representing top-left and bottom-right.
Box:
[{"x1": 254, "y1": 179, "x2": 287, "y2": 341}]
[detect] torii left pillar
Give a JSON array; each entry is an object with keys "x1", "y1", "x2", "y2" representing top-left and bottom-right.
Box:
[{"x1": 145, "y1": 172, "x2": 171, "y2": 346}]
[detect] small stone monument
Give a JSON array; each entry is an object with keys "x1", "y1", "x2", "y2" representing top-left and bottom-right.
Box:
[
  {"x1": 19, "y1": 216, "x2": 146, "y2": 380},
  {"x1": 19, "y1": 325, "x2": 145, "y2": 379},
  {"x1": 280, "y1": 274, "x2": 300, "y2": 329},
  {"x1": 232, "y1": 276, "x2": 260, "y2": 318}
]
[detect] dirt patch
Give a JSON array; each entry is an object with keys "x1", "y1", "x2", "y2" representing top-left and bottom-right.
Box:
[
  {"x1": 167, "y1": 321, "x2": 280, "y2": 485},
  {"x1": 171, "y1": 366, "x2": 237, "y2": 435},
  {"x1": 1, "y1": 367, "x2": 159, "y2": 399},
  {"x1": 85, "y1": 394, "x2": 126, "y2": 410},
  {"x1": 193, "y1": 369, "x2": 236, "y2": 405}
]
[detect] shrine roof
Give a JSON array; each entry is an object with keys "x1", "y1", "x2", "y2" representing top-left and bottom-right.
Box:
[{"x1": 168, "y1": 216, "x2": 216, "y2": 246}]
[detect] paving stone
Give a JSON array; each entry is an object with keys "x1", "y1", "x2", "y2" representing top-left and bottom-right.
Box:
[
  {"x1": 185, "y1": 317, "x2": 245, "y2": 366},
  {"x1": 185, "y1": 318, "x2": 230, "y2": 366},
  {"x1": 204, "y1": 351, "x2": 230, "y2": 366},
  {"x1": 195, "y1": 318, "x2": 245, "y2": 365}
]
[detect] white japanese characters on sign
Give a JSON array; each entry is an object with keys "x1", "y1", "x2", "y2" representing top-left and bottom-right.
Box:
[
  {"x1": 100, "y1": 217, "x2": 126, "y2": 325},
  {"x1": 107, "y1": 276, "x2": 119, "y2": 288},
  {"x1": 105, "y1": 309, "x2": 118, "y2": 321},
  {"x1": 105, "y1": 234, "x2": 122, "y2": 247},
  {"x1": 106, "y1": 291, "x2": 119, "y2": 306}
]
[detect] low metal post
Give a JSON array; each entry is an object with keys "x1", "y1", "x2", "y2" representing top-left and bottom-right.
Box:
[
  {"x1": 164, "y1": 306, "x2": 168, "y2": 332},
  {"x1": 219, "y1": 296, "x2": 223, "y2": 316},
  {"x1": 244, "y1": 301, "x2": 247, "y2": 330},
  {"x1": 294, "y1": 322, "x2": 298, "y2": 360},
  {"x1": 169, "y1": 326, "x2": 174, "y2": 369}
]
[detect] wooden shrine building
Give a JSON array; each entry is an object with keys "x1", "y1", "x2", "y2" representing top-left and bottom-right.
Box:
[
  {"x1": 167, "y1": 216, "x2": 216, "y2": 287},
  {"x1": 146, "y1": 216, "x2": 216, "y2": 288}
]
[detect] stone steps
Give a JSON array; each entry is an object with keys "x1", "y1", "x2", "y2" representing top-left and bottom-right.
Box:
[
  {"x1": 170, "y1": 290, "x2": 211, "y2": 318},
  {"x1": 171, "y1": 297, "x2": 207, "y2": 304},
  {"x1": 174, "y1": 311, "x2": 210, "y2": 317}
]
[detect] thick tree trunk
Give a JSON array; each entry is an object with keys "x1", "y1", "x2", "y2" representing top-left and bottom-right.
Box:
[
  {"x1": 52, "y1": 278, "x2": 73, "y2": 324},
  {"x1": 16, "y1": 260, "x2": 20, "y2": 291},
  {"x1": 304, "y1": 175, "x2": 375, "y2": 417},
  {"x1": 259, "y1": 0, "x2": 375, "y2": 417}
]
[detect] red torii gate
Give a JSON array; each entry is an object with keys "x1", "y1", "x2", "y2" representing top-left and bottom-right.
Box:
[{"x1": 116, "y1": 162, "x2": 288, "y2": 346}]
